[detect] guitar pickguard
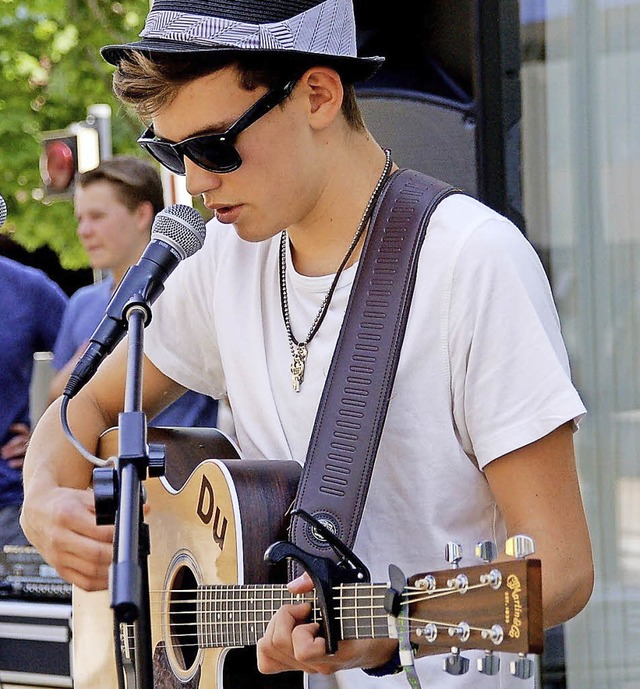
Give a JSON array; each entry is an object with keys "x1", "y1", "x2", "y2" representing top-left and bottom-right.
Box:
[{"x1": 154, "y1": 641, "x2": 201, "y2": 689}]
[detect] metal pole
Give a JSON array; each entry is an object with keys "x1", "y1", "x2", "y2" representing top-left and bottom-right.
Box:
[{"x1": 86, "y1": 103, "x2": 113, "y2": 161}]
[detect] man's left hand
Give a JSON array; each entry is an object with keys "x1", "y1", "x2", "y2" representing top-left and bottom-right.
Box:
[{"x1": 256, "y1": 572, "x2": 398, "y2": 675}]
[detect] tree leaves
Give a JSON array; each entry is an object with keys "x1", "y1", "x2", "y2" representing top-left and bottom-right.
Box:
[{"x1": 0, "y1": 0, "x2": 149, "y2": 268}]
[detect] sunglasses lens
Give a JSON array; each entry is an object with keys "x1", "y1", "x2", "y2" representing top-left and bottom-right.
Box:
[
  {"x1": 141, "y1": 141, "x2": 186, "y2": 175},
  {"x1": 187, "y1": 137, "x2": 242, "y2": 173}
]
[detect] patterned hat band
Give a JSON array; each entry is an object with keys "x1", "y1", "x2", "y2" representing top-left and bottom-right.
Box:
[
  {"x1": 101, "y1": 0, "x2": 383, "y2": 81},
  {"x1": 141, "y1": 0, "x2": 357, "y2": 58}
]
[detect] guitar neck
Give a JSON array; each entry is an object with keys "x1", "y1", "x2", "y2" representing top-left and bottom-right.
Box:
[{"x1": 196, "y1": 583, "x2": 388, "y2": 648}]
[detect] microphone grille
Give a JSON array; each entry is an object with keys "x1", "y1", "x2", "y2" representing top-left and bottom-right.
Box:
[
  {"x1": 151, "y1": 204, "x2": 207, "y2": 259},
  {"x1": 0, "y1": 195, "x2": 6, "y2": 229}
]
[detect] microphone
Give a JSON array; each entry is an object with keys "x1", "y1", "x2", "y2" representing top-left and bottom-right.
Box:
[
  {"x1": 63, "y1": 203, "x2": 207, "y2": 399},
  {"x1": 0, "y1": 194, "x2": 7, "y2": 229}
]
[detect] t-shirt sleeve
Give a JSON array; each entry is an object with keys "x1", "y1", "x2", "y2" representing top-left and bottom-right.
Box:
[
  {"x1": 144, "y1": 228, "x2": 225, "y2": 399},
  {"x1": 447, "y1": 216, "x2": 586, "y2": 468}
]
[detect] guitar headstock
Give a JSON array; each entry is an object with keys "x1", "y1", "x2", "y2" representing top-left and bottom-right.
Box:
[{"x1": 406, "y1": 538, "x2": 543, "y2": 660}]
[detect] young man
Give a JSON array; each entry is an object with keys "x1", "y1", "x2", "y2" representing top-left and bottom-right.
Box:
[
  {"x1": 48, "y1": 156, "x2": 218, "y2": 428},
  {"x1": 0, "y1": 255, "x2": 67, "y2": 546},
  {"x1": 21, "y1": 1, "x2": 593, "y2": 687}
]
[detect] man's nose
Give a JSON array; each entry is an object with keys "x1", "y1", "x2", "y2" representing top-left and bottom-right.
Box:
[
  {"x1": 76, "y1": 220, "x2": 93, "y2": 238},
  {"x1": 184, "y1": 157, "x2": 223, "y2": 198}
]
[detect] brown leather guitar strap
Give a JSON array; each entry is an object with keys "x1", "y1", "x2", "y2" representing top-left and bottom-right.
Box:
[{"x1": 288, "y1": 169, "x2": 460, "y2": 567}]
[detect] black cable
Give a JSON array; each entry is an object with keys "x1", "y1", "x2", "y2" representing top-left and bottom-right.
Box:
[{"x1": 59, "y1": 394, "x2": 111, "y2": 467}]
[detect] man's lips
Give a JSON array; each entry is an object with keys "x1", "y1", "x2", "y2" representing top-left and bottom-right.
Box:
[
  {"x1": 207, "y1": 202, "x2": 238, "y2": 212},
  {"x1": 213, "y1": 204, "x2": 242, "y2": 223}
]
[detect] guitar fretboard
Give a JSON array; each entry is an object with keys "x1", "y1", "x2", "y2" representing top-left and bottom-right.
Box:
[{"x1": 194, "y1": 583, "x2": 390, "y2": 648}]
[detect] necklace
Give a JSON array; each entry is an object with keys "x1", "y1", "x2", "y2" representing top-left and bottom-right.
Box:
[{"x1": 279, "y1": 149, "x2": 393, "y2": 392}]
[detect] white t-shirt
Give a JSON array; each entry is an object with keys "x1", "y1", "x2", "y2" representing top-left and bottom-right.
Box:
[{"x1": 145, "y1": 192, "x2": 585, "y2": 688}]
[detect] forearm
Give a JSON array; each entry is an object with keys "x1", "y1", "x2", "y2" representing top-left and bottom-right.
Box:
[
  {"x1": 47, "y1": 362, "x2": 74, "y2": 404},
  {"x1": 484, "y1": 423, "x2": 594, "y2": 630},
  {"x1": 22, "y1": 395, "x2": 109, "y2": 494},
  {"x1": 21, "y1": 394, "x2": 117, "y2": 590},
  {"x1": 21, "y1": 344, "x2": 178, "y2": 590},
  {"x1": 21, "y1": 389, "x2": 116, "y2": 546},
  {"x1": 516, "y1": 513, "x2": 593, "y2": 629},
  {"x1": 26, "y1": 342, "x2": 182, "y2": 499},
  {"x1": 47, "y1": 341, "x2": 91, "y2": 405}
]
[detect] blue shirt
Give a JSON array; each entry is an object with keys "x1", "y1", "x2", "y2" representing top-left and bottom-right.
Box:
[
  {"x1": 0, "y1": 257, "x2": 68, "y2": 507},
  {"x1": 52, "y1": 278, "x2": 218, "y2": 428}
]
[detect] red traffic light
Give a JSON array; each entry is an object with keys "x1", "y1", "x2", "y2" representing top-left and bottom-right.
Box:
[
  {"x1": 41, "y1": 138, "x2": 76, "y2": 192},
  {"x1": 40, "y1": 125, "x2": 99, "y2": 200}
]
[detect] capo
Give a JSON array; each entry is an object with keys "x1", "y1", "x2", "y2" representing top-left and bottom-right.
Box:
[
  {"x1": 264, "y1": 509, "x2": 370, "y2": 655},
  {"x1": 385, "y1": 563, "x2": 405, "y2": 617}
]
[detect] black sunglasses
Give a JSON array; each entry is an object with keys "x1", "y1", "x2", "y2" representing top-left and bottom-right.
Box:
[{"x1": 137, "y1": 78, "x2": 298, "y2": 175}]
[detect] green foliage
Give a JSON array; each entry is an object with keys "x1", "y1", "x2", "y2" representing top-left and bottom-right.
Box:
[{"x1": 0, "y1": 0, "x2": 150, "y2": 268}]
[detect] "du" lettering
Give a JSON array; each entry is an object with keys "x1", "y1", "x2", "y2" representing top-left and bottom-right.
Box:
[{"x1": 196, "y1": 475, "x2": 228, "y2": 549}]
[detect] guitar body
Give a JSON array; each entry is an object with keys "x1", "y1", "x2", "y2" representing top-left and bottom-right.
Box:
[{"x1": 73, "y1": 428, "x2": 303, "y2": 689}]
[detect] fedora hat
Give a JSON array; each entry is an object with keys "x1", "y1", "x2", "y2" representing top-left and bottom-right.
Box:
[{"x1": 101, "y1": 0, "x2": 384, "y2": 82}]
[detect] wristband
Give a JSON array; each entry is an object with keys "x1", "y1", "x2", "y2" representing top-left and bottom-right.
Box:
[{"x1": 362, "y1": 647, "x2": 403, "y2": 677}]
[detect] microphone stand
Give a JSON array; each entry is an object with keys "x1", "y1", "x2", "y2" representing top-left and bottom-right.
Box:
[{"x1": 96, "y1": 299, "x2": 165, "y2": 689}]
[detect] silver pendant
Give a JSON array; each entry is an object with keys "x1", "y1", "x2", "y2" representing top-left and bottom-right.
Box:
[{"x1": 290, "y1": 343, "x2": 308, "y2": 392}]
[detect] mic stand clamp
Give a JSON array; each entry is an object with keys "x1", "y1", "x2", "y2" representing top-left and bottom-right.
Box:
[{"x1": 92, "y1": 297, "x2": 166, "y2": 689}]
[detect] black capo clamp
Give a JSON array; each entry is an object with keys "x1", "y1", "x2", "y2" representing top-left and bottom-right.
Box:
[
  {"x1": 264, "y1": 509, "x2": 371, "y2": 655},
  {"x1": 384, "y1": 563, "x2": 406, "y2": 617}
]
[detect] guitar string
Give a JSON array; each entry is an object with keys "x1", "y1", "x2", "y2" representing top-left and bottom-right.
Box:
[
  {"x1": 120, "y1": 623, "x2": 493, "y2": 650},
  {"x1": 146, "y1": 581, "x2": 484, "y2": 596},
  {"x1": 160, "y1": 616, "x2": 476, "y2": 633},
  {"x1": 147, "y1": 616, "x2": 491, "y2": 645},
  {"x1": 121, "y1": 583, "x2": 500, "y2": 650},
  {"x1": 145, "y1": 583, "x2": 496, "y2": 640},
  {"x1": 146, "y1": 583, "x2": 488, "y2": 605},
  {"x1": 121, "y1": 612, "x2": 498, "y2": 652},
  {"x1": 122, "y1": 614, "x2": 500, "y2": 650}
]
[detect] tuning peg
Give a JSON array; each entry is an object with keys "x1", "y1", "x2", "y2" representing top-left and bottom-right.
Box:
[
  {"x1": 414, "y1": 574, "x2": 436, "y2": 592},
  {"x1": 445, "y1": 542, "x2": 463, "y2": 568},
  {"x1": 443, "y1": 648, "x2": 470, "y2": 675},
  {"x1": 477, "y1": 650, "x2": 500, "y2": 676},
  {"x1": 476, "y1": 541, "x2": 502, "y2": 590},
  {"x1": 475, "y1": 540, "x2": 498, "y2": 563},
  {"x1": 510, "y1": 653, "x2": 534, "y2": 679},
  {"x1": 505, "y1": 534, "x2": 536, "y2": 559},
  {"x1": 416, "y1": 622, "x2": 439, "y2": 643}
]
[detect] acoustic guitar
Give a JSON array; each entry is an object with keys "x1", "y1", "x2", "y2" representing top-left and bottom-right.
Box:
[{"x1": 72, "y1": 427, "x2": 543, "y2": 689}]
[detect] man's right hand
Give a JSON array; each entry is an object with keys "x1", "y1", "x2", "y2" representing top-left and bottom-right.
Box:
[
  {"x1": 23, "y1": 346, "x2": 181, "y2": 593},
  {"x1": 21, "y1": 486, "x2": 114, "y2": 591}
]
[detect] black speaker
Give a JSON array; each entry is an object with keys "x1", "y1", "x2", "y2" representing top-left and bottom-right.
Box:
[
  {"x1": 354, "y1": 0, "x2": 525, "y2": 231},
  {"x1": 0, "y1": 600, "x2": 72, "y2": 687}
]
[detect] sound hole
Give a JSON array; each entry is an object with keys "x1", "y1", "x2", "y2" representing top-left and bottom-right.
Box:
[{"x1": 169, "y1": 564, "x2": 198, "y2": 671}]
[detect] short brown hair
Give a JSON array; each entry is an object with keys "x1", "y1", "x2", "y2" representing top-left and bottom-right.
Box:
[
  {"x1": 77, "y1": 156, "x2": 164, "y2": 216},
  {"x1": 112, "y1": 51, "x2": 365, "y2": 131}
]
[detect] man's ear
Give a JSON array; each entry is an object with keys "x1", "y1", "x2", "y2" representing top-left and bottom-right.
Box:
[{"x1": 299, "y1": 67, "x2": 344, "y2": 130}]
